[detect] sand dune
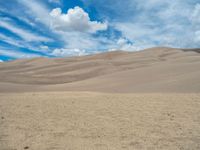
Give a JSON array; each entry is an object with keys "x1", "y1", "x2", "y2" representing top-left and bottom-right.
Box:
[{"x1": 0, "y1": 47, "x2": 200, "y2": 92}]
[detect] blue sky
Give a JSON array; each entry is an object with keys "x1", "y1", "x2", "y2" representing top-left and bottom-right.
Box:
[{"x1": 0, "y1": 0, "x2": 200, "y2": 61}]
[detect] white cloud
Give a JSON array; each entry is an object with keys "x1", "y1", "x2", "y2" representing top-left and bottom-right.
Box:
[
  {"x1": 116, "y1": 38, "x2": 134, "y2": 50},
  {"x1": 16, "y1": 0, "x2": 109, "y2": 53},
  {"x1": 0, "y1": 20, "x2": 52, "y2": 42},
  {"x1": 40, "y1": 45, "x2": 49, "y2": 51},
  {"x1": 0, "y1": 48, "x2": 40, "y2": 59},
  {"x1": 18, "y1": 0, "x2": 51, "y2": 26},
  {"x1": 48, "y1": 6, "x2": 109, "y2": 52},
  {"x1": 49, "y1": 0, "x2": 61, "y2": 4},
  {"x1": 117, "y1": 38, "x2": 128, "y2": 46},
  {"x1": 83, "y1": 0, "x2": 200, "y2": 49},
  {"x1": 0, "y1": 33, "x2": 22, "y2": 47},
  {"x1": 0, "y1": 33, "x2": 52, "y2": 54},
  {"x1": 2, "y1": 0, "x2": 109, "y2": 55},
  {"x1": 4, "y1": 0, "x2": 199, "y2": 58},
  {"x1": 113, "y1": 23, "x2": 157, "y2": 49},
  {"x1": 109, "y1": 37, "x2": 154, "y2": 52},
  {"x1": 1, "y1": 0, "x2": 199, "y2": 59},
  {"x1": 195, "y1": 30, "x2": 200, "y2": 42},
  {"x1": 0, "y1": 60, "x2": 3, "y2": 63},
  {"x1": 0, "y1": 7, "x2": 37, "y2": 28},
  {"x1": 191, "y1": 3, "x2": 200, "y2": 27},
  {"x1": 51, "y1": 48, "x2": 87, "y2": 57},
  {"x1": 50, "y1": 6, "x2": 107, "y2": 33}
]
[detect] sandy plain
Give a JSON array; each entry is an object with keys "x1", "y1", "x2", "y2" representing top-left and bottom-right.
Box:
[{"x1": 0, "y1": 92, "x2": 200, "y2": 150}]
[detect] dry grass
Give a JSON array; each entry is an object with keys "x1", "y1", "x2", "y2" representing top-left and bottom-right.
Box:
[{"x1": 1, "y1": 92, "x2": 200, "y2": 150}]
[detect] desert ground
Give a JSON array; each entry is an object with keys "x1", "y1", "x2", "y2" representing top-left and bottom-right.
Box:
[
  {"x1": 1, "y1": 92, "x2": 200, "y2": 150},
  {"x1": 0, "y1": 47, "x2": 200, "y2": 150}
]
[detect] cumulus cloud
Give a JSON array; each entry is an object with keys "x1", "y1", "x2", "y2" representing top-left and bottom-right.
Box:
[
  {"x1": 51, "y1": 48, "x2": 87, "y2": 57},
  {"x1": 50, "y1": 6, "x2": 108, "y2": 33}
]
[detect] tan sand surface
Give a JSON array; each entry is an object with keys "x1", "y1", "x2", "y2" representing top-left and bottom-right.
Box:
[{"x1": 0, "y1": 92, "x2": 200, "y2": 150}]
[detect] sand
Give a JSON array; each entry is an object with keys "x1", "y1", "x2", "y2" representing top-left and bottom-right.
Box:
[
  {"x1": 1, "y1": 47, "x2": 200, "y2": 149},
  {"x1": 0, "y1": 47, "x2": 200, "y2": 93},
  {"x1": 0, "y1": 92, "x2": 200, "y2": 150}
]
